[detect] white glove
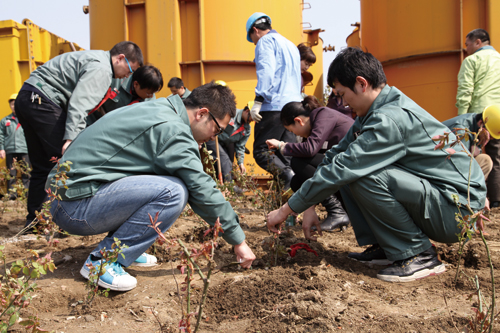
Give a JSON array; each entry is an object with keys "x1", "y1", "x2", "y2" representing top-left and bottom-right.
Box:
[{"x1": 250, "y1": 101, "x2": 263, "y2": 123}]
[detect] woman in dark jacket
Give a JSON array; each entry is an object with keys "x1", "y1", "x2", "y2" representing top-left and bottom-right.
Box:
[{"x1": 266, "y1": 95, "x2": 354, "y2": 235}]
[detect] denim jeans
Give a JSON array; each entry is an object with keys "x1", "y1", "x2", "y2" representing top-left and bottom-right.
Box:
[{"x1": 50, "y1": 175, "x2": 188, "y2": 266}]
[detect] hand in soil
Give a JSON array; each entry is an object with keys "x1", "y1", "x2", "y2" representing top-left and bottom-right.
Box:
[
  {"x1": 302, "y1": 206, "x2": 323, "y2": 241},
  {"x1": 234, "y1": 240, "x2": 256, "y2": 269},
  {"x1": 267, "y1": 203, "x2": 293, "y2": 233}
]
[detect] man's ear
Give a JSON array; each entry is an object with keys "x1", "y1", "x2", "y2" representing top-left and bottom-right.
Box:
[
  {"x1": 356, "y1": 76, "x2": 369, "y2": 92},
  {"x1": 195, "y1": 107, "x2": 208, "y2": 121}
]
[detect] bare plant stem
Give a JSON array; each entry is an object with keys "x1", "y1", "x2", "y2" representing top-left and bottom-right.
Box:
[
  {"x1": 478, "y1": 231, "x2": 495, "y2": 333},
  {"x1": 186, "y1": 266, "x2": 191, "y2": 316},
  {"x1": 454, "y1": 235, "x2": 467, "y2": 284},
  {"x1": 194, "y1": 261, "x2": 213, "y2": 333}
]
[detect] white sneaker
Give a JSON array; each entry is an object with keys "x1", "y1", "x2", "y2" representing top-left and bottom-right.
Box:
[
  {"x1": 130, "y1": 252, "x2": 158, "y2": 267},
  {"x1": 80, "y1": 256, "x2": 137, "y2": 291}
]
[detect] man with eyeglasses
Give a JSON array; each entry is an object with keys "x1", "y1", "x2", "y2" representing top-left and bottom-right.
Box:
[
  {"x1": 46, "y1": 81, "x2": 256, "y2": 291},
  {"x1": 15, "y1": 41, "x2": 144, "y2": 233}
]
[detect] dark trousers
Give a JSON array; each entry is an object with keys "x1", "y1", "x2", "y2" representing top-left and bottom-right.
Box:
[
  {"x1": 485, "y1": 137, "x2": 500, "y2": 202},
  {"x1": 6, "y1": 153, "x2": 31, "y2": 196},
  {"x1": 206, "y1": 140, "x2": 234, "y2": 182},
  {"x1": 15, "y1": 90, "x2": 66, "y2": 223},
  {"x1": 253, "y1": 111, "x2": 296, "y2": 187},
  {"x1": 290, "y1": 154, "x2": 324, "y2": 192}
]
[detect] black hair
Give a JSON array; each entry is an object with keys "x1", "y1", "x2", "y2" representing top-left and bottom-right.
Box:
[
  {"x1": 327, "y1": 47, "x2": 386, "y2": 91},
  {"x1": 110, "y1": 41, "x2": 144, "y2": 66},
  {"x1": 297, "y1": 43, "x2": 316, "y2": 64},
  {"x1": 183, "y1": 81, "x2": 236, "y2": 119},
  {"x1": 167, "y1": 77, "x2": 184, "y2": 89},
  {"x1": 132, "y1": 65, "x2": 163, "y2": 92},
  {"x1": 280, "y1": 95, "x2": 321, "y2": 126},
  {"x1": 466, "y1": 29, "x2": 490, "y2": 44}
]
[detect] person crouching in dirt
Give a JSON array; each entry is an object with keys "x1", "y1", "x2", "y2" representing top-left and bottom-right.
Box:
[
  {"x1": 267, "y1": 47, "x2": 486, "y2": 283},
  {"x1": 206, "y1": 101, "x2": 253, "y2": 189},
  {"x1": 45, "y1": 82, "x2": 256, "y2": 291},
  {"x1": 265, "y1": 95, "x2": 354, "y2": 235}
]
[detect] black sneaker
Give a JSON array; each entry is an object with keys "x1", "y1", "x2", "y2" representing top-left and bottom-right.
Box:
[
  {"x1": 376, "y1": 246, "x2": 445, "y2": 282},
  {"x1": 348, "y1": 244, "x2": 392, "y2": 265}
]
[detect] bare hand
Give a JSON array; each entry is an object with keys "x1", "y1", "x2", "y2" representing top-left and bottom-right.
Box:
[
  {"x1": 485, "y1": 197, "x2": 490, "y2": 211},
  {"x1": 302, "y1": 206, "x2": 323, "y2": 241},
  {"x1": 239, "y1": 163, "x2": 246, "y2": 174},
  {"x1": 266, "y1": 139, "x2": 280, "y2": 150},
  {"x1": 478, "y1": 127, "x2": 490, "y2": 152},
  {"x1": 233, "y1": 240, "x2": 256, "y2": 269},
  {"x1": 61, "y1": 140, "x2": 72, "y2": 155},
  {"x1": 267, "y1": 203, "x2": 293, "y2": 233},
  {"x1": 0, "y1": 150, "x2": 5, "y2": 160}
]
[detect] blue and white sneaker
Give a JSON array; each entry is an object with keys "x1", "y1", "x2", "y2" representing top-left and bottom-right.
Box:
[
  {"x1": 130, "y1": 252, "x2": 158, "y2": 267},
  {"x1": 80, "y1": 255, "x2": 137, "y2": 291}
]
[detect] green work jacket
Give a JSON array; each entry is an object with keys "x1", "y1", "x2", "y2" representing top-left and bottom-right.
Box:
[
  {"x1": 443, "y1": 113, "x2": 481, "y2": 152},
  {"x1": 45, "y1": 95, "x2": 245, "y2": 245},
  {"x1": 0, "y1": 114, "x2": 27, "y2": 154},
  {"x1": 456, "y1": 46, "x2": 500, "y2": 115},
  {"x1": 181, "y1": 88, "x2": 191, "y2": 100},
  {"x1": 101, "y1": 76, "x2": 155, "y2": 113},
  {"x1": 25, "y1": 50, "x2": 113, "y2": 141},
  {"x1": 288, "y1": 85, "x2": 486, "y2": 213},
  {"x1": 217, "y1": 108, "x2": 250, "y2": 165}
]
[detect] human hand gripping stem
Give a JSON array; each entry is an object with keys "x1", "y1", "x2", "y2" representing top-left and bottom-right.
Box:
[
  {"x1": 265, "y1": 138, "x2": 281, "y2": 150},
  {"x1": 267, "y1": 202, "x2": 295, "y2": 233},
  {"x1": 233, "y1": 240, "x2": 256, "y2": 269}
]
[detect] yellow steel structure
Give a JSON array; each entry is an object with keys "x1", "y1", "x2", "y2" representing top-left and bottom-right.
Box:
[
  {"x1": 0, "y1": 19, "x2": 83, "y2": 120},
  {"x1": 349, "y1": 0, "x2": 499, "y2": 122},
  {"x1": 87, "y1": 0, "x2": 323, "y2": 175}
]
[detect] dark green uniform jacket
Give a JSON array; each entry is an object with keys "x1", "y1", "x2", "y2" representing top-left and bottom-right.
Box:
[
  {"x1": 217, "y1": 108, "x2": 251, "y2": 165},
  {"x1": 288, "y1": 85, "x2": 486, "y2": 213},
  {"x1": 0, "y1": 114, "x2": 27, "y2": 154},
  {"x1": 443, "y1": 113, "x2": 481, "y2": 152},
  {"x1": 45, "y1": 95, "x2": 245, "y2": 245}
]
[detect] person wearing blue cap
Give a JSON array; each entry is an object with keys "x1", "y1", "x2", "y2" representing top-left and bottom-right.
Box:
[{"x1": 245, "y1": 12, "x2": 302, "y2": 189}]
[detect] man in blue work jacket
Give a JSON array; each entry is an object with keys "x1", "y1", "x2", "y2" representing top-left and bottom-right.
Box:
[
  {"x1": 246, "y1": 12, "x2": 302, "y2": 189},
  {"x1": 267, "y1": 48, "x2": 486, "y2": 283},
  {"x1": 15, "y1": 41, "x2": 143, "y2": 231},
  {"x1": 46, "y1": 82, "x2": 256, "y2": 291}
]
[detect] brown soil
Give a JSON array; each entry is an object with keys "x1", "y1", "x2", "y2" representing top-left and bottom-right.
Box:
[{"x1": 1, "y1": 198, "x2": 499, "y2": 333}]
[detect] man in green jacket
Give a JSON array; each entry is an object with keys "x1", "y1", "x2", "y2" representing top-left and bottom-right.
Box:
[
  {"x1": 0, "y1": 94, "x2": 30, "y2": 199},
  {"x1": 267, "y1": 48, "x2": 486, "y2": 283},
  {"x1": 15, "y1": 41, "x2": 143, "y2": 230},
  {"x1": 46, "y1": 82, "x2": 256, "y2": 291},
  {"x1": 167, "y1": 77, "x2": 191, "y2": 100},
  {"x1": 87, "y1": 65, "x2": 163, "y2": 126},
  {"x1": 456, "y1": 29, "x2": 500, "y2": 208}
]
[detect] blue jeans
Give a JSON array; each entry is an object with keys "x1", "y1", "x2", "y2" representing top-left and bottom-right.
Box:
[{"x1": 50, "y1": 175, "x2": 188, "y2": 266}]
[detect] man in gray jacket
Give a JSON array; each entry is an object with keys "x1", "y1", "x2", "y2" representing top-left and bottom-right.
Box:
[{"x1": 15, "y1": 41, "x2": 143, "y2": 230}]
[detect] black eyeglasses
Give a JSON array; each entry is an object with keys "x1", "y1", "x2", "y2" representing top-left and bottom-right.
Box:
[{"x1": 208, "y1": 111, "x2": 224, "y2": 136}]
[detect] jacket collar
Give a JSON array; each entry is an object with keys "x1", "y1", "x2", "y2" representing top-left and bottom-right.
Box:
[
  {"x1": 363, "y1": 84, "x2": 392, "y2": 119},
  {"x1": 475, "y1": 45, "x2": 495, "y2": 53},
  {"x1": 166, "y1": 94, "x2": 190, "y2": 126}
]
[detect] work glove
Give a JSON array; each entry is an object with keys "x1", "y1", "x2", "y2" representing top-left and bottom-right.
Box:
[{"x1": 250, "y1": 101, "x2": 263, "y2": 123}]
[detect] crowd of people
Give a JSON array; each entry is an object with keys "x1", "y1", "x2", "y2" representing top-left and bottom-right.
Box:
[{"x1": 5, "y1": 9, "x2": 498, "y2": 290}]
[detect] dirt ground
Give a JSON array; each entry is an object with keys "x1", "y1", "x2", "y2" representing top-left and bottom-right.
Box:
[{"x1": 1, "y1": 197, "x2": 499, "y2": 333}]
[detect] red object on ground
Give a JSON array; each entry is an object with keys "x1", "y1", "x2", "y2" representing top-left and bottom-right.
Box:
[{"x1": 289, "y1": 243, "x2": 318, "y2": 257}]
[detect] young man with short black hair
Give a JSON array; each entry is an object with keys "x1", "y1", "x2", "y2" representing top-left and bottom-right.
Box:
[
  {"x1": 47, "y1": 81, "x2": 256, "y2": 291},
  {"x1": 167, "y1": 77, "x2": 191, "y2": 99},
  {"x1": 267, "y1": 48, "x2": 486, "y2": 283}
]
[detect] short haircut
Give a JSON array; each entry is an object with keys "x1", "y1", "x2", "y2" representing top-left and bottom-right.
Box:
[
  {"x1": 327, "y1": 47, "x2": 386, "y2": 91},
  {"x1": 183, "y1": 81, "x2": 236, "y2": 119},
  {"x1": 110, "y1": 41, "x2": 144, "y2": 66},
  {"x1": 133, "y1": 65, "x2": 163, "y2": 92},
  {"x1": 297, "y1": 43, "x2": 316, "y2": 64},
  {"x1": 168, "y1": 77, "x2": 184, "y2": 89},
  {"x1": 466, "y1": 29, "x2": 490, "y2": 44},
  {"x1": 280, "y1": 95, "x2": 321, "y2": 126}
]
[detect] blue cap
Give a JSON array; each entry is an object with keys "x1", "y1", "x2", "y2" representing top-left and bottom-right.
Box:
[{"x1": 246, "y1": 12, "x2": 271, "y2": 43}]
